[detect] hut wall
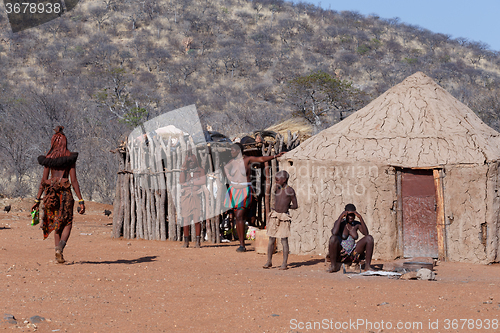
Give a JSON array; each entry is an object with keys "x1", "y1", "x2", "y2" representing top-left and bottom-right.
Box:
[
  {"x1": 283, "y1": 159, "x2": 397, "y2": 259},
  {"x1": 444, "y1": 163, "x2": 500, "y2": 263},
  {"x1": 444, "y1": 164, "x2": 487, "y2": 263},
  {"x1": 486, "y1": 162, "x2": 500, "y2": 262}
]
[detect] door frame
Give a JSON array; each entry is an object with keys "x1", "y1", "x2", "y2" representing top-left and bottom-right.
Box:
[{"x1": 396, "y1": 168, "x2": 447, "y2": 260}]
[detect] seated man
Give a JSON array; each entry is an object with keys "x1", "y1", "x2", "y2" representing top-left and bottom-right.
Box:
[{"x1": 328, "y1": 204, "x2": 374, "y2": 273}]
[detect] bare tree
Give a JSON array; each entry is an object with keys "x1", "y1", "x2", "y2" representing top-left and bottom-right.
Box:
[{"x1": 90, "y1": 5, "x2": 110, "y2": 32}]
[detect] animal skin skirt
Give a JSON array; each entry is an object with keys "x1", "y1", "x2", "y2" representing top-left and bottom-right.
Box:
[{"x1": 41, "y1": 178, "x2": 74, "y2": 239}]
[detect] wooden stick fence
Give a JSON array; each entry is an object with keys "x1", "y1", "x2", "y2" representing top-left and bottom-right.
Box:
[{"x1": 112, "y1": 130, "x2": 300, "y2": 242}]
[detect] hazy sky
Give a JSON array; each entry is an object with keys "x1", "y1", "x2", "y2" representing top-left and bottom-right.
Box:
[{"x1": 314, "y1": 0, "x2": 500, "y2": 51}]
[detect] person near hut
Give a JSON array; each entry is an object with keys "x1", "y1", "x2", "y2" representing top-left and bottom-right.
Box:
[
  {"x1": 263, "y1": 170, "x2": 298, "y2": 270},
  {"x1": 179, "y1": 152, "x2": 206, "y2": 248},
  {"x1": 31, "y1": 126, "x2": 85, "y2": 263},
  {"x1": 223, "y1": 142, "x2": 284, "y2": 252},
  {"x1": 328, "y1": 204, "x2": 374, "y2": 272}
]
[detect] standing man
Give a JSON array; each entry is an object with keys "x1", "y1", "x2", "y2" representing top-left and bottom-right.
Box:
[{"x1": 224, "y1": 143, "x2": 284, "y2": 252}]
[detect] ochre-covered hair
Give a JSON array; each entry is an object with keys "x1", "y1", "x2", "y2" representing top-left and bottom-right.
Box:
[
  {"x1": 46, "y1": 126, "x2": 71, "y2": 159},
  {"x1": 38, "y1": 126, "x2": 78, "y2": 168},
  {"x1": 185, "y1": 151, "x2": 200, "y2": 169}
]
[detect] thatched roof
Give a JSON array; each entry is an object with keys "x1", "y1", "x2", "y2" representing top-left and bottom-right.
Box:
[
  {"x1": 286, "y1": 72, "x2": 500, "y2": 167},
  {"x1": 265, "y1": 117, "x2": 313, "y2": 142}
]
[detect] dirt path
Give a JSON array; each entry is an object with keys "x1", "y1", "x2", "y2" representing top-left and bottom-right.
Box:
[{"x1": 1, "y1": 198, "x2": 499, "y2": 332}]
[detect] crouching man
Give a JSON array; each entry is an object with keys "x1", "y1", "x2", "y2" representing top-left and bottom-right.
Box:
[{"x1": 328, "y1": 204, "x2": 374, "y2": 273}]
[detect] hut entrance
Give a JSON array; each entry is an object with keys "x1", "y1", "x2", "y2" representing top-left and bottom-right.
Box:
[{"x1": 400, "y1": 169, "x2": 439, "y2": 258}]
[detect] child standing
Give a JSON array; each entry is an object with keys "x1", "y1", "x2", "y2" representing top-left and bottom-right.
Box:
[{"x1": 263, "y1": 170, "x2": 298, "y2": 270}]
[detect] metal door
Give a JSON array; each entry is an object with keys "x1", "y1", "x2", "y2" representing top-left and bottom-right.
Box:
[{"x1": 402, "y1": 169, "x2": 438, "y2": 258}]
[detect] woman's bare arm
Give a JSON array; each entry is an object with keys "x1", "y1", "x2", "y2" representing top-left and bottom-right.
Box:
[
  {"x1": 355, "y1": 211, "x2": 369, "y2": 236},
  {"x1": 247, "y1": 152, "x2": 285, "y2": 164},
  {"x1": 331, "y1": 211, "x2": 348, "y2": 236},
  {"x1": 70, "y1": 165, "x2": 85, "y2": 214},
  {"x1": 31, "y1": 167, "x2": 49, "y2": 211}
]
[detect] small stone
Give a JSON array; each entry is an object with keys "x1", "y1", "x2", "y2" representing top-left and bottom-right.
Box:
[
  {"x1": 417, "y1": 268, "x2": 436, "y2": 281},
  {"x1": 29, "y1": 315, "x2": 45, "y2": 324},
  {"x1": 3, "y1": 314, "x2": 17, "y2": 325}
]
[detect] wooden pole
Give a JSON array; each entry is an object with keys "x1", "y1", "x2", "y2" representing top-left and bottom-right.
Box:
[
  {"x1": 149, "y1": 135, "x2": 159, "y2": 240},
  {"x1": 147, "y1": 135, "x2": 160, "y2": 240},
  {"x1": 209, "y1": 145, "x2": 217, "y2": 243},
  {"x1": 129, "y1": 167, "x2": 136, "y2": 239},
  {"x1": 270, "y1": 146, "x2": 276, "y2": 211},
  {"x1": 255, "y1": 167, "x2": 262, "y2": 226},
  {"x1": 155, "y1": 137, "x2": 167, "y2": 241},
  {"x1": 132, "y1": 141, "x2": 143, "y2": 239},
  {"x1": 396, "y1": 169, "x2": 403, "y2": 257},
  {"x1": 123, "y1": 151, "x2": 131, "y2": 239},
  {"x1": 165, "y1": 138, "x2": 176, "y2": 241},
  {"x1": 188, "y1": 142, "x2": 196, "y2": 240},
  {"x1": 112, "y1": 152, "x2": 124, "y2": 238},
  {"x1": 211, "y1": 144, "x2": 218, "y2": 244},
  {"x1": 433, "y1": 169, "x2": 447, "y2": 261},
  {"x1": 135, "y1": 178, "x2": 144, "y2": 239},
  {"x1": 263, "y1": 143, "x2": 271, "y2": 225},
  {"x1": 214, "y1": 147, "x2": 221, "y2": 244},
  {"x1": 177, "y1": 146, "x2": 184, "y2": 241},
  {"x1": 270, "y1": 137, "x2": 282, "y2": 211},
  {"x1": 205, "y1": 144, "x2": 213, "y2": 242},
  {"x1": 206, "y1": 178, "x2": 213, "y2": 242},
  {"x1": 277, "y1": 134, "x2": 284, "y2": 154},
  {"x1": 139, "y1": 141, "x2": 150, "y2": 240}
]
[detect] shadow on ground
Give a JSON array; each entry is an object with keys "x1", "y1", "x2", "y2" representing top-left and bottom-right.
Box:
[
  {"x1": 76, "y1": 256, "x2": 157, "y2": 265},
  {"x1": 288, "y1": 258, "x2": 324, "y2": 268}
]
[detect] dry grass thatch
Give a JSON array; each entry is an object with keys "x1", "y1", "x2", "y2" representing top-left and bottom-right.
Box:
[{"x1": 266, "y1": 117, "x2": 313, "y2": 143}]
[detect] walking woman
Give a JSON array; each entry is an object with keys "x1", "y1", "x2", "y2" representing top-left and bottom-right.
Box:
[{"x1": 31, "y1": 126, "x2": 85, "y2": 263}]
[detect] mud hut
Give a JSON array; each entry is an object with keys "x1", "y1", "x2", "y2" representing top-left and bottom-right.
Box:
[{"x1": 281, "y1": 72, "x2": 500, "y2": 263}]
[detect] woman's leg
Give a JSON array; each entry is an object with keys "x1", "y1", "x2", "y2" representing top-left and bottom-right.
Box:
[
  {"x1": 182, "y1": 222, "x2": 190, "y2": 247},
  {"x1": 53, "y1": 225, "x2": 69, "y2": 263},
  {"x1": 195, "y1": 222, "x2": 202, "y2": 248},
  {"x1": 234, "y1": 209, "x2": 246, "y2": 251}
]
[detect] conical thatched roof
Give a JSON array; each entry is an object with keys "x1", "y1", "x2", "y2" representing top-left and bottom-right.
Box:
[{"x1": 286, "y1": 72, "x2": 500, "y2": 167}]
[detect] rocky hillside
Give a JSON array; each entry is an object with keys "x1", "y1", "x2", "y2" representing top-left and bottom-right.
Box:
[{"x1": 1, "y1": 0, "x2": 499, "y2": 200}]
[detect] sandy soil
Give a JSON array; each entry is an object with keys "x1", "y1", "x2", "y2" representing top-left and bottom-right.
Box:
[{"x1": 1, "y1": 198, "x2": 499, "y2": 333}]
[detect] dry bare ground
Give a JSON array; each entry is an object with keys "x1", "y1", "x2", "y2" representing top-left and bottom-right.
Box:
[{"x1": 1, "y1": 198, "x2": 499, "y2": 332}]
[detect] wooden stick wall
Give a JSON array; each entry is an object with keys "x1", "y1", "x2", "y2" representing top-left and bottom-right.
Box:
[{"x1": 112, "y1": 131, "x2": 300, "y2": 242}]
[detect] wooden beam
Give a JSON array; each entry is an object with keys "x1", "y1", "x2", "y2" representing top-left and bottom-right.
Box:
[
  {"x1": 433, "y1": 169, "x2": 447, "y2": 261},
  {"x1": 396, "y1": 169, "x2": 403, "y2": 257}
]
